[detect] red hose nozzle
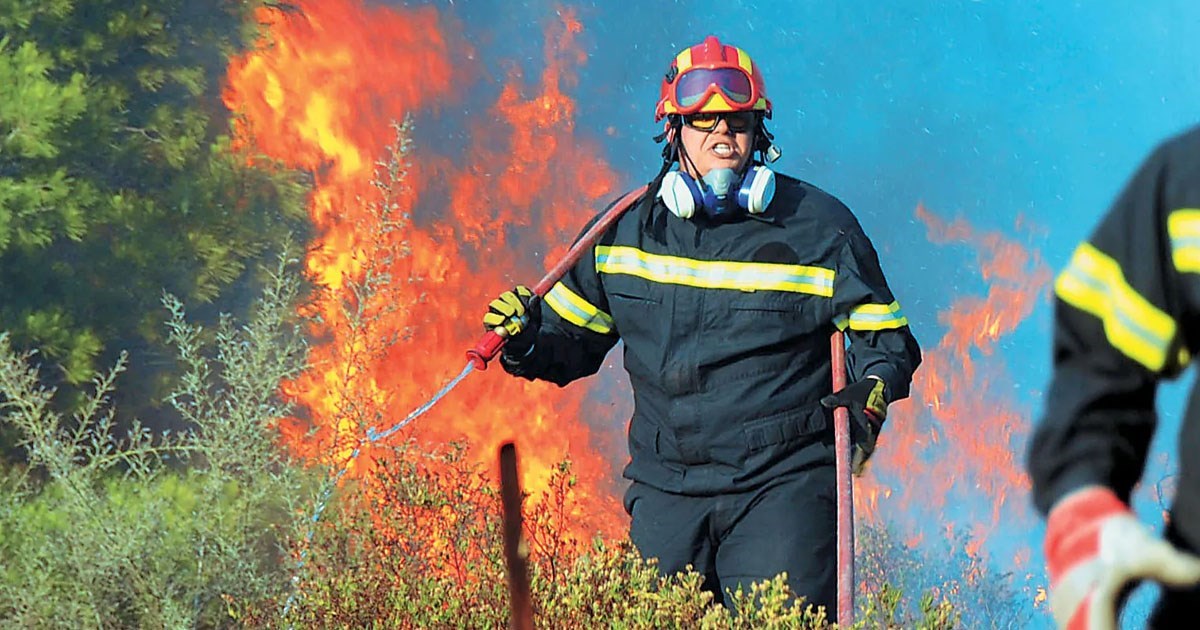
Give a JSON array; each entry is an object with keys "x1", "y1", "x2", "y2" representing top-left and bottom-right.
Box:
[{"x1": 467, "y1": 329, "x2": 507, "y2": 370}]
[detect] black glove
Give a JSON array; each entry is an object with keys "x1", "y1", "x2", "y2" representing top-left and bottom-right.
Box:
[
  {"x1": 820, "y1": 377, "x2": 888, "y2": 476},
  {"x1": 482, "y1": 286, "x2": 540, "y2": 355}
]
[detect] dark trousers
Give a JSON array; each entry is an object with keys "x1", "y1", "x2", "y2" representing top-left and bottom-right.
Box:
[{"x1": 624, "y1": 464, "x2": 837, "y2": 617}]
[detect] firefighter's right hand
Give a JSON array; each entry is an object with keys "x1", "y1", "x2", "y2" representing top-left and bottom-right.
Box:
[
  {"x1": 1045, "y1": 485, "x2": 1200, "y2": 630},
  {"x1": 482, "y1": 286, "x2": 540, "y2": 353}
]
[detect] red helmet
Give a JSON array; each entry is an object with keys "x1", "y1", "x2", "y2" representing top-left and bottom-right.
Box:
[{"x1": 655, "y1": 35, "x2": 772, "y2": 122}]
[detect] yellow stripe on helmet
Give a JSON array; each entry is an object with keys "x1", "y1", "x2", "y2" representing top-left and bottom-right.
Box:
[
  {"x1": 675, "y1": 48, "x2": 693, "y2": 73},
  {"x1": 735, "y1": 48, "x2": 753, "y2": 73},
  {"x1": 697, "y1": 92, "x2": 737, "y2": 113}
]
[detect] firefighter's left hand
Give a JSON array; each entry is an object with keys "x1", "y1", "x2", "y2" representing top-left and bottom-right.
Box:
[
  {"x1": 1046, "y1": 485, "x2": 1200, "y2": 629},
  {"x1": 819, "y1": 377, "x2": 887, "y2": 475}
]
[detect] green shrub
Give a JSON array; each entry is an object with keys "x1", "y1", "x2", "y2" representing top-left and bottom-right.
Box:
[
  {"x1": 0, "y1": 240, "x2": 990, "y2": 629},
  {"x1": 0, "y1": 250, "x2": 314, "y2": 628},
  {"x1": 241, "y1": 439, "x2": 960, "y2": 629}
]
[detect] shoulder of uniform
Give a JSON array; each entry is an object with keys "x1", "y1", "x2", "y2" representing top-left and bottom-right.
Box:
[
  {"x1": 1156, "y1": 124, "x2": 1200, "y2": 173},
  {"x1": 1161, "y1": 123, "x2": 1200, "y2": 151},
  {"x1": 1131, "y1": 124, "x2": 1200, "y2": 210},
  {"x1": 772, "y1": 172, "x2": 861, "y2": 233}
]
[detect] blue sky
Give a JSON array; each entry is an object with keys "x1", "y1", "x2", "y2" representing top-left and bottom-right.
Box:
[{"x1": 419, "y1": 1, "x2": 1200, "y2": 625}]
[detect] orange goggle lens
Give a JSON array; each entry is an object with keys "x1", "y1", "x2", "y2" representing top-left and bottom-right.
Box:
[{"x1": 683, "y1": 111, "x2": 757, "y2": 132}]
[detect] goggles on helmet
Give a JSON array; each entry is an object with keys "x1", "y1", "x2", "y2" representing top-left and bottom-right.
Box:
[
  {"x1": 655, "y1": 37, "x2": 772, "y2": 123},
  {"x1": 670, "y1": 66, "x2": 755, "y2": 115}
]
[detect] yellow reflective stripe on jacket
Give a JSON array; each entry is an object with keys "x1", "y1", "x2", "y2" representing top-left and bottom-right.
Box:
[
  {"x1": 834, "y1": 301, "x2": 909, "y2": 331},
  {"x1": 1054, "y1": 242, "x2": 1177, "y2": 372},
  {"x1": 595, "y1": 245, "x2": 834, "y2": 297},
  {"x1": 1168, "y1": 209, "x2": 1200, "y2": 273},
  {"x1": 544, "y1": 282, "x2": 615, "y2": 335}
]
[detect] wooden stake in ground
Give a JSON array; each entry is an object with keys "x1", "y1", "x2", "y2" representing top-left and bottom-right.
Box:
[{"x1": 499, "y1": 442, "x2": 533, "y2": 630}]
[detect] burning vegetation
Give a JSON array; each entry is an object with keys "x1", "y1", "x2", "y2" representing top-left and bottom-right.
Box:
[
  {"x1": 0, "y1": 0, "x2": 1053, "y2": 627},
  {"x1": 223, "y1": 0, "x2": 627, "y2": 544}
]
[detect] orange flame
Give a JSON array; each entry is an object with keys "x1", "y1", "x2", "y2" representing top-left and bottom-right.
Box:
[
  {"x1": 856, "y1": 203, "x2": 1052, "y2": 582},
  {"x1": 223, "y1": 1, "x2": 624, "y2": 544}
]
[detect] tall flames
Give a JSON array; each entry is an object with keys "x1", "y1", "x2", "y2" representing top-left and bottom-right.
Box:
[
  {"x1": 857, "y1": 204, "x2": 1052, "y2": 599},
  {"x1": 223, "y1": 0, "x2": 624, "y2": 541},
  {"x1": 223, "y1": 0, "x2": 1055, "y2": 600},
  {"x1": 861, "y1": 204, "x2": 1051, "y2": 526}
]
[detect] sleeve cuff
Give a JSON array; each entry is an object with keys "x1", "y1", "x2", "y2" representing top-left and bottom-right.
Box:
[
  {"x1": 864, "y1": 364, "x2": 903, "y2": 402},
  {"x1": 499, "y1": 340, "x2": 537, "y2": 372},
  {"x1": 1033, "y1": 465, "x2": 1120, "y2": 516}
]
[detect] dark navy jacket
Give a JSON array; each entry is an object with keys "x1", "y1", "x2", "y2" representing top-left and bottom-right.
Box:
[
  {"x1": 1029, "y1": 125, "x2": 1200, "y2": 552},
  {"x1": 505, "y1": 172, "x2": 922, "y2": 495}
]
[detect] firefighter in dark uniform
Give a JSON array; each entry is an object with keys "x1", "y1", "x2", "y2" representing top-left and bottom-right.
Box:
[
  {"x1": 1028, "y1": 126, "x2": 1200, "y2": 629},
  {"x1": 482, "y1": 36, "x2": 921, "y2": 615}
]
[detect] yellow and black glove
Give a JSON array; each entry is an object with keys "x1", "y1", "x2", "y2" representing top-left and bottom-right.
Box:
[
  {"x1": 820, "y1": 377, "x2": 887, "y2": 476},
  {"x1": 482, "y1": 286, "x2": 540, "y2": 354}
]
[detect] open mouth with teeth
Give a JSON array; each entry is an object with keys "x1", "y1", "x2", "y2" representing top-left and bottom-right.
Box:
[{"x1": 711, "y1": 143, "x2": 735, "y2": 158}]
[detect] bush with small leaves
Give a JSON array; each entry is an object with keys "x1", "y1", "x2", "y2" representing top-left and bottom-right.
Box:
[
  {"x1": 242, "y1": 439, "x2": 964, "y2": 630},
  {"x1": 0, "y1": 250, "x2": 314, "y2": 628}
]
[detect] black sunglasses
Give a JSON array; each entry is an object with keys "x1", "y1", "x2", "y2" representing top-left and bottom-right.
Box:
[{"x1": 683, "y1": 111, "x2": 758, "y2": 133}]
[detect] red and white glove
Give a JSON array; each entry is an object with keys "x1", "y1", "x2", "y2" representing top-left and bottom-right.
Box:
[{"x1": 1045, "y1": 485, "x2": 1200, "y2": 629}]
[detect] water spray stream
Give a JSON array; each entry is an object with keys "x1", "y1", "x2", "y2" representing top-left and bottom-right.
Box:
[
  {"x1": 365, "y1": 362, "x2": 476, "y2": 443},
  {"x1": 282, "y1": 360, "x2": 475, "y2": 619}
]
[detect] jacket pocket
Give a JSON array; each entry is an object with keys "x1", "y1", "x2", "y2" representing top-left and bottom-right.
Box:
[
  {"x1": 605, "y1": 272, "x2": 662, "y2": 305},
  {"x1": 743, "y1": 405, "x2": 828, "y2": 453},
  {"x1": 727, "y1": 293, "x2": 812, "y2": 338},
  {"x1": 729, "y1": 293, "x2": 804, "y2": 316},
  {"x1": 609, "y1": 288, "x2": 662, "y2": 306},
  {"x1": 606, "y1": 283, "x2": 662, "y2": 339},
  {"x1": 628, "y1": 416, "x2": 660, "y2": 456}
]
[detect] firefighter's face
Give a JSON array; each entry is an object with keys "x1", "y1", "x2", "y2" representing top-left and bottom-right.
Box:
[{"x1": 677, "y1": 112, "x2": 755, "y2": 178}]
